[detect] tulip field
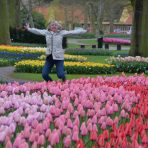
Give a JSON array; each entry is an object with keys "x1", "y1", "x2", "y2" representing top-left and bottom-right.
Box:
[{"x1": 0, "y1": 75, "x2": 148, "y2": 148}]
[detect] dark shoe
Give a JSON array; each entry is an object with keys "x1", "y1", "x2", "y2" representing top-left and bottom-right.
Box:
[{"x1": 62, "y1": 77, "x2": 66, "y2": 82}]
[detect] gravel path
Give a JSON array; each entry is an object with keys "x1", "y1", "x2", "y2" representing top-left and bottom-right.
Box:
[{"x1": 0, "y1": 66, "x2": 30, "y2": 83}]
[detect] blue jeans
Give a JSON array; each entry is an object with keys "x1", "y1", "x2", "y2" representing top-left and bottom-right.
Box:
[{"x1": 42, "y1": 55, "x2": 66, "y2": 82}]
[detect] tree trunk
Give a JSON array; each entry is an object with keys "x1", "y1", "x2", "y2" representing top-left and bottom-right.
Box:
[
  {"x1": 64, "y1": 6, "x2": 69, "y2": 29},
  {"x1": 139, "y1": 0, "x2": 148, "y2": 56},
  {"x1": 15, "y1": 0, "x2": 21, "y2": 28},
  {"x1": 88, "y1": 3, "x2": 96, "y2": 33},
  {"x1": 28, "y1": 0, "x2": 34, "y2": 27},
  {"x1": 0, "y1": 0, "x2": 10, "y2": 44},
  {"x1": 9, "y1": 0, "x2": 21, "y2": 28},
  {"x1": 129, "y1": 0, "x2": 143, "y2": 56},
  {"x1": 9, "y1": 0, "x2": 16, "y2": 28},
  {"x1": 130, "y1": 0, "x2": 148, "y2": 57},
  {"x1": 96, "y1": 0, "x2": 104, "y2": 37},
  {"x1": 83, "y1": 4, "x2": 88, "y2": 30}
]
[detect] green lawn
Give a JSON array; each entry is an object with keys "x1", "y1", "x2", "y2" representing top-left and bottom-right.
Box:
[
  {"x1": 85, "y1": 55, "x2": 109, "y2": 63},
  {"x1": 11, "y1": 72, "x2": 126, "y2": 82},
  {"x1": 11, "y1": 72, "x2": 147, "y2": 82}
]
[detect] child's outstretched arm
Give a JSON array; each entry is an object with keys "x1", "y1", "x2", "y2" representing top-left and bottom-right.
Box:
[
  {"x1": 24, "y1": 24, "x2": 48, "y2": 36},
  {"x1": 61, "y1": 28, "x2": 87, "y2": 36}
]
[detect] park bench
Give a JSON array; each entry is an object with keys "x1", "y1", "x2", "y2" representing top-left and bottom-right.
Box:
[
  {"x1": 103, "y1": 37, "x2": 131, "y2": 50},
  {"x1": 79, "y1": 37, "x2": 130, "y2": 50},
  {"x1": 98, "y1": 37, "x2": 131, "y2": 50}
]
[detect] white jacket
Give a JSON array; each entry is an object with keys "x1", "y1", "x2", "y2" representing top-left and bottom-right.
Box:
[{"x1": 27, "y1": 28, "x2": 87, "y2": 60}]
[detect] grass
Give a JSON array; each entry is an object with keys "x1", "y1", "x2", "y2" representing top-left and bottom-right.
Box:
[
  {"x1": 11, "y1": 73, "x2": 98, "y2": 81},
  {"x1": 85, "y1": 55, "x2": 109, "y2": 63},
  {"x1": 11, "y1": 72, "x2": 147, "y2": 82}
]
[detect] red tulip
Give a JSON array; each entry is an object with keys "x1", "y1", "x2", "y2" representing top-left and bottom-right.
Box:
[
  {"x1": 105, "y1": 142, "x2": 111, "y2": 148},
  {"x1": 90, "y1": 130, "x2": 98, "y2": 141},
  {"x1": 76, "y1": 139, "x2": 85, "y2": 148},
  {"x1": 142, "y1": 134, "x2": 148, "y2": 144},
  {"x1": 132, "y1": 139, "x2": 139, "y2": 148},
  {"x1": 97, "y1": 136, "x2": 104, "y2": 146},
  {"x1": 102, "y1": 130, "x2": 109, "y2": 140}
]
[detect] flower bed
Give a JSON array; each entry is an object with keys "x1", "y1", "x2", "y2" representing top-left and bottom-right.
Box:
[
  {"x1": 107, "y1": 56, "x2": 148, "y2": 74},
  {"x1": 0, "y1": 45, "x2": 88, "y2": 65},
  {"x1": 0, "y1": 76, "x2": 147, "y2": 147},
  {"x1": 39, "y1": 54, "x2": 87, "y2": 62},
  {"x1": 15, "y1": 60, "x2": 115, "y2": 74},
  {"x1": 103, "y1": 38, "x2": 131, "y2": 45},
  {"x1": 108, "y1": 56, "x2": 148, "y2": 63}
]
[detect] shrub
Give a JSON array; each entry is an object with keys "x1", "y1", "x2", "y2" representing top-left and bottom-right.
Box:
[
  {"x1": 68, "y1": 33, "x2": 95, "y2": 39},
  {"x1": 112, "y1": 61, "x2": 148, "y2": 73},
  {"x1": 65, "y1": 49, "x2": 112, "y2": 56},
  {"x1": 0, "y1": 59, "x2": 11, "y2": 67}
]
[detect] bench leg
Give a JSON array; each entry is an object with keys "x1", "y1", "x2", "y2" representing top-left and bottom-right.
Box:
[
  {"x1": 117, "y1": 44, "x2": 121, "y2": 50},
  {"x1": 105, "y1": 44, "x2": 109, "y2": 49},
  {"x1": 80, "y1": 45, "x2": 85, "y2": 48},
  {"x1": 92, "y1": 45, "x2": 96, "y2": 48}
]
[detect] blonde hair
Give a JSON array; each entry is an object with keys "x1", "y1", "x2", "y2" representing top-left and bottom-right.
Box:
[{"x1": 47, "y1": 21, "x2": 62, "y2": 31}]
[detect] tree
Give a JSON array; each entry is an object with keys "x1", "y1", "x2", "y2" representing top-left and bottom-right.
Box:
[
  {"x1": 8, "y1": 0, "x2": 21, "y2": 28},
  {"x1": 130, "y1": 0, "x2": 148, "y2": 57},
  {"x1": 0, "y1": 0, "x2": 10, "y2": 44}
]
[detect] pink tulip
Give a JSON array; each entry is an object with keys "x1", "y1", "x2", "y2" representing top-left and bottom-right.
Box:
[
  {"x1": 65, "y1": 111, "x2": 70, "y2": 119},
  {"x1": 50, "y1": 130, "x2": 60, "y2": 145},
  {"x1": 67, "y1": 103, "x2": 74, "y2": 113},
  {"x1": 23, "y1": 127, "x2": 30, "y2": 139},
  {"x1": 79, "y1": 109, "x2": 85, "y2": 117},
  {"x1": 19, "y1": 142, "x2": 29, "y2": 148},
  {"x1": 64, "y1": 135, "x2": 71, "y2": 147},
  {"x1": 5, "y1": 140, "x2": 13, "y2": 148},
  {"x1": 80, "y1": 122, "x2": 88, "y2": 136},
  {"x1": 101, "y1": 122, "x2": 106, "y2": 130},
  {"x1": 114, "y1": 117, "x2": 119, "y2": 125},
  {"x1": 29, "y1": 132, "x2": 36, "y2": 142},
  {"x1": 62, "y1": 100, "x2": 69, "y2": 109},
  {"x1": 32, "y1": 120, "x2": 38, "y2": 129},
  {"x1": 45, "y1": 129, "x2": 51, "y2": 138},
  {"x1": 73, "y1": 116, "x2": 80, "y2": 127},
  {"x1": 40, "y1": 104, "x2": 47, "y2": 112},
  {"x1": 113, "y1": 103, "x2": 118, "y2": 112},
  {"x1": 67, "y1": 119, "x2": 73, "y2": 128},
  {"x1": 87, "y1": 122, "x2": 93, "y2": 131},
  {"x1": 35, "y1": 123, "x2": 43, "y2": 134},
  {"x1": 37, "y1": 135, "x2": 45, "y2": 145},
  {"x1": 62, "y1": 127, "x2": 71, "y2": 135},
  {"x1": 42, "y1": 120, "x2": 49, "y2": 131},
  {"x1": 92, "y1": 115, "x2": 97, "y2": 124},
  {"x1": 120, "y1": 109, "x2": 127, "y2": 118},
  {"x1": 73, "y1": 111, "x2": 79, "y2": 118},
  {"x1": 31, "y1": 142, "x2": 37, "y2": 148},
  {"x1": 100, "y1": 108, "x2": 106, "y2": 116},
  {"x1": 0, "y1": 107, "x2": 5, "y2": 114},
  {"x1": 0, "y1": 131, "x2": 5, "y2": 142},
  {"x1": 92, "y1": 124, "x2": 98, "y2": 132},
  {"x1": 106, "y1": 117, "x2": 113, "y2": 126},
  {"x1": 98, "y1": 116, "x2": 106, "y2": 124},
  {"x1": 72, "y1": 131, "x2": 79, "y2": 141},
  {"x1": 73, "y1": 125, "x2": 79, "y2": 132}
]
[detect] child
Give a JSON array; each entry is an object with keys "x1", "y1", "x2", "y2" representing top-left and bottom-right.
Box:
[{"x1": 25, "y1": 21, "x2": 87, "y2": 82}]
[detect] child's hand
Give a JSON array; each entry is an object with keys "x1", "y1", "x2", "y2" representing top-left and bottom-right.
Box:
[{"x1": 24, "y1": 23, "x2": 30, "y2": 30}]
